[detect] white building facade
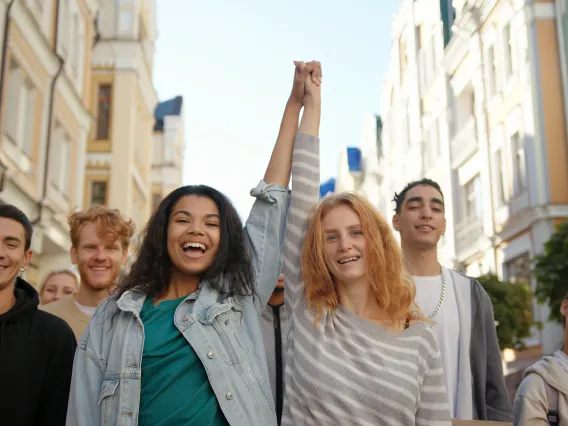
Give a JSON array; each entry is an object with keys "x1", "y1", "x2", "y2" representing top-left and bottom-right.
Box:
[
  {"x1": 374, "y1": 0, "x2": 457, "y2": 267},
  {"x1": 374, "y1": 0, "x2": 568, "y2": 353}
]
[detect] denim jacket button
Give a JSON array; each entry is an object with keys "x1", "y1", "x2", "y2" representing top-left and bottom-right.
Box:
[
  {"x1": 226, "y1": 392, "x2": 233, "y2": 400},
  {"x1": 207, "y1": 351, "x2": 214, "y2": 359},
  {"x1": 183, "y1": 315, "x2": 189, "y2": 322}
]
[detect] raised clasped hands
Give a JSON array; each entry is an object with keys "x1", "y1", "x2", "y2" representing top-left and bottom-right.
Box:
[{"x1": 290, "y1": 60, "x2": 322, "y2": 106}]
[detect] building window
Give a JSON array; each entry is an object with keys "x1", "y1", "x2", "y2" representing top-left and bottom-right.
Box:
[
  {"x1": 399, "y1": 35, "x2": 407, "y2": 83},
  {"x1": 96, "y1": 84, "x2": 112, "y2": 139},
  {"x1": 456, "y1": 87, "x2": 475, "y2": 131},
  {"x1": 405, "y1": 100, "x2": 412, "y2": 147},
  {"x1": 505, "y1": 253, "x2": 531, "y2": 285},
  {"x1": 495, "y1": 148, "x2": 507, "y2": 206},
  {"x1": 139, "y1": 15, "x2": 148, "y2": 41},
  {"x1": 463, "y1": 174, "x2": 483, "y2": 221},
  {"x1": 164, "y1": 144, "x2": 174, "y2": 164},
  {"x1": 487, "y1": 45, "x2": 498, "y2": 96},
  {"x1": 4, "y1": 59, "x2": 36, "y2": 157},
  {"x1": 91, "y1": 181, "x2": 107, "y2": 205},
  {"x1": 68, "y1": 12, "x2": 83, "y2": 78},
  {"x1": 375, "y1": 116, "x2": 382, "y2": 156},
  {"x1": 417, "y1": 24, "x2": 425, "y2": 50},
  {"x1": 511, "y1": 132, "x2": 527, "y2": 195},
  {"x1": 436, "y1": 115, "x2": 444, "y2": 158},
  {"x1": 430, "y1": 26, "x2": 439, "y2": 72},
  {"x1": 50, "y1": 124, "x2": 72, "y2": 199},
  {"x1": 119, "y1": 11, "x2": 134, "y2": 33},
  {"x1": 424, "y1": 119, "x2": 439, "y2": 171},
  {"x1": 59, "y1": 0, "x2": 70, "y2": 57},
  {"x1": 503, "y1": 22, "x2": 513, "y2": 78}
]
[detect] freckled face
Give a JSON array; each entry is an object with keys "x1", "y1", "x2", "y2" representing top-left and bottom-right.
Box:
[{"x1": 322, "y1": 205, "x2": 368, "y2": 286}]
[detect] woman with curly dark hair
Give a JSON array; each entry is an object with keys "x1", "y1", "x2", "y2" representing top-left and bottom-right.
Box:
[{"x1": 66, "y1": 60, "x2": 322, "y2": 426}]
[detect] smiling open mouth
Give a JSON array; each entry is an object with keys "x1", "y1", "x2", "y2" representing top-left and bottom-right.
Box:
[
  {"x1": 337, "y1": 256, "x2": 360, "y2": 265},
  {"x1": 182, "y1": 242, "x2": 207, "y2": 256},
  {"x1": 416, "y1": 226, "x2": 434, "y2": 231}
]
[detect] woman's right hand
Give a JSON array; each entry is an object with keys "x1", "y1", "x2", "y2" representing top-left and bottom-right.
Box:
[
  {"x1": 303, "y1": 65, "x2": 321, "y2": 107},
  {"x1": 291, "y1": 60, "x2": 322, "y2": 106}
]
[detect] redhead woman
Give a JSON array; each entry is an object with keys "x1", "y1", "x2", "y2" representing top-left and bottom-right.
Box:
[
  {"x1": 281, "y1": 74, "x2": 451, "y2": 425},
  {"x1": 66, "y1": 60, "x2": 322, "y2": 426}
]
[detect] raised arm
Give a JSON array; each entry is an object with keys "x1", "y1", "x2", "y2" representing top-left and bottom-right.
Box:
[
  {"x1": 283, "y1": 64, "x2": 322, "y2": 314},
  {"x1": 263, "y1": 61, "x2": 320, "y2": 187},
  {"x1": 246, "y1": 61, "x2": 322, "y2": 313}
]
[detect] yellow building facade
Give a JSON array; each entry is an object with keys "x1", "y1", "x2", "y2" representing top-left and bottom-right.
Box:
[
  {"x1": 0, "y1": 0, "x2": 160, "y2": 287},
  {"x1": 0, "y1": 0, "x2": 97, "y2": 286},
  {"x1": 84, "y1": 0, "x2": 158, "y2": 234}
]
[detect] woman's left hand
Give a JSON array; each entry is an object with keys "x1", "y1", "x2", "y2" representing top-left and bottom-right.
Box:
[{"x1": 290, "y1": 60, "x2": 322, "y2": 106}]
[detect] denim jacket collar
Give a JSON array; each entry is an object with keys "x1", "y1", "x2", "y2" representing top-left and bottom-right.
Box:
[{"x1": 115, "y1": 277, "x2": 235, "y2": 325}]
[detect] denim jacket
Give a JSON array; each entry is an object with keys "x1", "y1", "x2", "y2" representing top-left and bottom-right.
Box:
[{"x1": 66, "y1": 180, "x2": 290, "y2": 426}]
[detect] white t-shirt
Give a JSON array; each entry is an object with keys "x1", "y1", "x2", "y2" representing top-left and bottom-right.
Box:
[
  {"x1": 413, "y1": 268, "x2": 461, "y2": 417},
  {"x1": 74, "y1": 299, "x2": 97, "y2": 317}
]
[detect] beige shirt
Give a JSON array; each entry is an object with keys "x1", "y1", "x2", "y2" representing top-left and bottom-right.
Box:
[{"x1": 40, "y1": 294, "x2": 91, "y2": 341}]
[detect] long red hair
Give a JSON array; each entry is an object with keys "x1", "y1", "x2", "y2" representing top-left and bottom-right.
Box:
[{"x1": 301, "y1": 192, "x2": 425, "y2": 324}]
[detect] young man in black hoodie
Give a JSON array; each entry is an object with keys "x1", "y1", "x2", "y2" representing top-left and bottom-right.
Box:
[{"x1": 0, "y1": 203, "x2": 77, "y2": 426}]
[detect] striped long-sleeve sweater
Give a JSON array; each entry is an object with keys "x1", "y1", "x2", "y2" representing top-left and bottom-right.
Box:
[{"x1": 282, "y1": 132, "x2": 452, "y2": 426}]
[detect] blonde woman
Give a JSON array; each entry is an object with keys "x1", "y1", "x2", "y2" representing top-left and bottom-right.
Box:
[
  {"x1": 39, "y1": 268, "x2": 79, "y2": 305},
  {"x1": 281, "y1": 68, "x2": 451, "y2": 424}
]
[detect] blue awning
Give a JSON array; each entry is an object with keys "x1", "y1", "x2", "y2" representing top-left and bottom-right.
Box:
[
  {"x1": 319, "y1": 178, "x2": 336, "y2": 198},
  {"x1": 347, "y1": 147, "x2": 361, "y2": 172}
]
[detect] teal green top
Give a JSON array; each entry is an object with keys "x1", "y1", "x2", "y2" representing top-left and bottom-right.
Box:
[{"x1": 138, "y1": 296, "x2": 229, "y2": 426}]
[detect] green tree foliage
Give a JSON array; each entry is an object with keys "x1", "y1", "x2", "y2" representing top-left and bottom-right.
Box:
[
  {"x1": 477, "y1": 274, "x2": 535, "y2": 351},
  {"x1": 533, "y1": 221, "x2": 568, "y2": 324}
]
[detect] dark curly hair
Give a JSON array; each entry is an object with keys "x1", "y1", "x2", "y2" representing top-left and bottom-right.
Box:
[
  {"x1": 114, "y1": 185, "x2": 256, "y2": 300},
  {"x1": 393, "y1": 178, "x2": 444, "y2": 214},
  {"x1": 0, "y1": 203, "x2": 33, "y2": 250}
]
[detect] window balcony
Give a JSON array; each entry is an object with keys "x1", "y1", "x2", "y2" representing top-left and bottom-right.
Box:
[
  {"x1": 455, "y1": 216, "x2": 484, "y2": 259},
  {"x1": 450, "y1": 115, "x2": 478, "y2": 167}
]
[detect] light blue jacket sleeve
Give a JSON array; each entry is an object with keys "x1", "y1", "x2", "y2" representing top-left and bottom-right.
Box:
[
  {"x1": 66, "y1": 343, "x2": 104, "y2": 425},
  {"x1": 244, "y1": 179, "x2": 290, "y2": 314}
]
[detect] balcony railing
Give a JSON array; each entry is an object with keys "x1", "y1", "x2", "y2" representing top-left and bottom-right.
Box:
[
  {"x1": 455, "y1": 216, "x2": 484, "y2": 256},
  {"x1": 450, "y1": 115, "x2": 478, "y2": 167}
]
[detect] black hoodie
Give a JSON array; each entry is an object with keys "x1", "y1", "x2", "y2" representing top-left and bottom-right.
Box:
[{"x1": 0, "y1": 277, "x2": 77, "y2": 426}]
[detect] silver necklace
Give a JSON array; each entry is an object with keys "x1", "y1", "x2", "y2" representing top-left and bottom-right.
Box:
[{"x1": 428, "y1": 270, "x2": 446, "y2": 319}]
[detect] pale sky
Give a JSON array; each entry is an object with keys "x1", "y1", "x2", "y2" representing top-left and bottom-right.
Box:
[{"x1": 153, "y1": 0, "x2": 399, "y2": 219}]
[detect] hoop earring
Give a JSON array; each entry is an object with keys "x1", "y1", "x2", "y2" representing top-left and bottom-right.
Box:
[{"x1": 19, "y1": 267, "x2": 26, "y2": 277}]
